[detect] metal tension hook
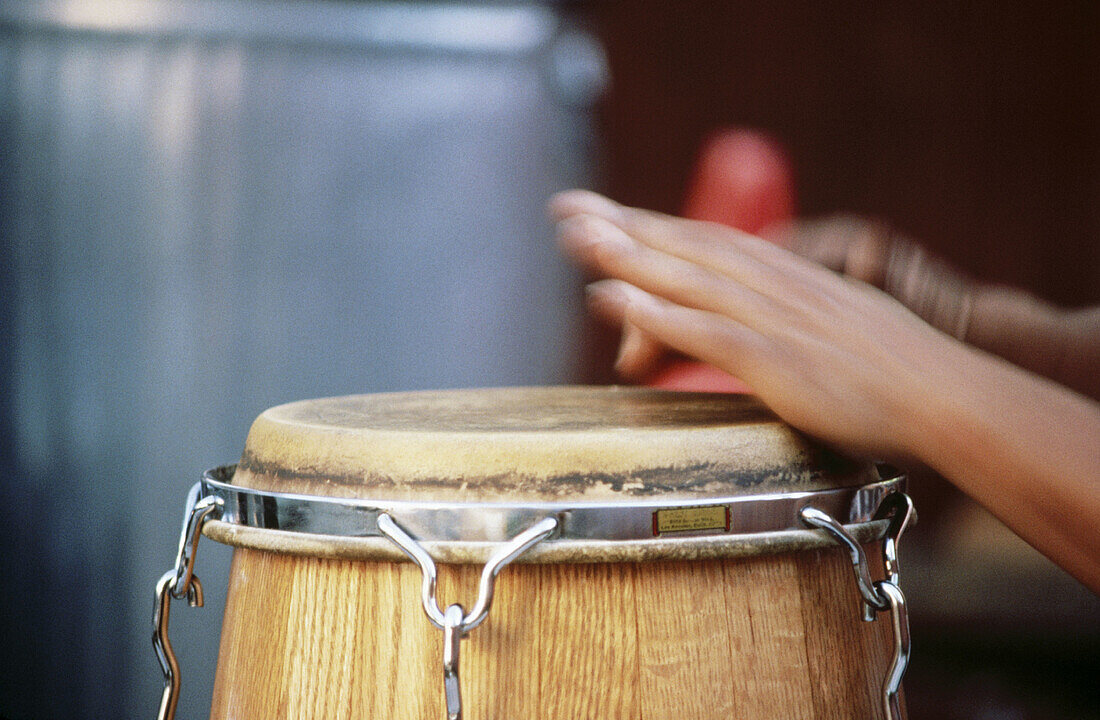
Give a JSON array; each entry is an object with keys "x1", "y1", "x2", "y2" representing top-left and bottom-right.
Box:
[
  {"x1": 152, "y1": 482, "x2": 222, "y2": 720},
  {"x1": 442, "y1": 604, "x2": 464, "y2": 720},
  {"x1": 800, "y1": 491, "x2": 914, "y2": 720},
  {"x1": 379, "y1": 513, "x2": 559, "y2": 720}
]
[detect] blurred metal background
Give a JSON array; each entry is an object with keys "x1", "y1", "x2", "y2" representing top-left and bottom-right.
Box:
[{"x1": 0, "y1": 1, "x2": 606, "y2": 717}]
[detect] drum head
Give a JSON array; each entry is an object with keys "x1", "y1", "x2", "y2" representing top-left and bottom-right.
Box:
[
  {"x1": 233, "y1": 386, "x2": 878, "y2": 502},
  {"x1": 203, "y1": 387, "x2": 901, "y2": 562}
]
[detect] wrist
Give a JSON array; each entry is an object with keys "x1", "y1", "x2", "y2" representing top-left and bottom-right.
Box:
[
  {"x1": 899, "y1": 357, "x2": 972, "y2": 479},
  {"x1": 898, "y1": 337, "x2": 1015, "y2": 485},
  {"x1": 903, "y1": 337, "x2": 1096, "y2": 499},
  {"x1": 967, "y1": 287, "x2": 1064, "y2": 365}
]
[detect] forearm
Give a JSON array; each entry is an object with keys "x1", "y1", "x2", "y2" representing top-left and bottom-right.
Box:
[
  {"x1": 911, "y1": 343, "x2": 1100, "y2": 592},
  {"x1": 967, "y1": 287, "x2": 1100, "y2": 400},
  {"x1": 790, "y1": 217, "x2": 1100, "y2": 400},
  {"x1": 552, "y1": 190, "x2": 1100, "y2": 590}
]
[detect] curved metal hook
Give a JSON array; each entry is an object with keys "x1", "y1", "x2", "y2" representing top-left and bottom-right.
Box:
[
  {"x1": 153, "y1": 570, "x2": 204, "y2": 720},
  {"x1": 463, "y1": 516, "x2": 558, "y2": 632},
  {"x1": 378, "y1": 513, "x2": 558, "y2": 633},
  {"x1": 872, "y1": 491, "x2": 914, "y2": 587},
  {"x1": 799, "y1": 506, "x2": 887, "y2": 612},
  {"x1": 153, "y1": 483, "x2": 219, "y2": 720},
  {"x1": 378, "y1": 513, "x2": 558, "y2": 720},
  {"x1": 377, "y1": 513, "x2": 448, "y2": 628},
  {"x1": 876, "y1": 580, "x2": 911, "y2": 720},
  {"x1": 171, "y1": 484, "x2": 222, "y2": 599}
]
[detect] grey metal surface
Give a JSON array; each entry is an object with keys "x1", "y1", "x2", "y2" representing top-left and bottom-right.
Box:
[
  {"x1": 199, "y1": 464, "x2": 906, "y2": 551},
  {"x1": 0, "y1": 1, "x2": 604, "y2": 717}
]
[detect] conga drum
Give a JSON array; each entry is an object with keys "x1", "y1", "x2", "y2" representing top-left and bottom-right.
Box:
[{"x1": 153, "y1": 387, "x2": 914, "y2": 720}]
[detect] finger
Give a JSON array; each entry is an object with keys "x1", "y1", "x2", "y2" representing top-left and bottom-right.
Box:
[
  {"x1": 547, "y1": 189, "x2": 625, "y2": 223},
  {"x1": 586, "y1": 280, "x2": 768, "y2": 382},
  {"x1": 557, "y1": 192, "x2": 841, "y2": 305},
  {"x1": 558, "y1": 213, "x2": 780, "y2": 326},
  {"x1": 626, "y1": 207, "x2": 849, "y2": 297},
  {"x1": 615, "y1": 323, "x2": 666, "y2": 380},
  {"x1": 789, "y1": 215, "x2": 890, "y2": 286},
  {"x1": 552, "y1": 190, "x2": 802, "y2": 275},
  {"x1": 784, "y1": 218, "x2": 850, "y2": 270}
]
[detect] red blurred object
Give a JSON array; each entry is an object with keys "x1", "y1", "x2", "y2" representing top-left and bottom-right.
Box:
[
  {"x1": 647, "y1": 361, "x2": 753, "y2": 393},
  {"x1": 682, "y1": 129, "x2": 795, "y2": 236},
  {"x1": 648, "y1": 129, "x2": 795, "y2": 393}
]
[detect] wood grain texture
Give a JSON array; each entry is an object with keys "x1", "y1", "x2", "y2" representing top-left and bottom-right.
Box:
[
  {"x1": 723, "y1": 555, "x2": 816, "y2": 719},
  {"x1": 535, "y1": 563, "x2": 640, "y2": 719},
  {"x1": 636, "y1": 560, "x2": 732, "y2": 719},
  {"x1": 209, "y1": 546, "x2": 904, "y2": 719}
]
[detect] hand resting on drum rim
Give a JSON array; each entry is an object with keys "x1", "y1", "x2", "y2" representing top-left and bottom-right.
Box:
[{"x1": 550, "y1": 189, "x2": 1100, "y2": 594}]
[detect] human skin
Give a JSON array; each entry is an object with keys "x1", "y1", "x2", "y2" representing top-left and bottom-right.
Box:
[
  {"x1": 549, "y1": 190, "x2": 1100, "y2": 593},
  {"x1": 789, "y1": 215, "x2": 1100, "y2": 401}
]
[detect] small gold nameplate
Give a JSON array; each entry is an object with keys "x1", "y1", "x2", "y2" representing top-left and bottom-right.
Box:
[{"x1": 653, "y1": 505, "x2": 730, "y2": 535}]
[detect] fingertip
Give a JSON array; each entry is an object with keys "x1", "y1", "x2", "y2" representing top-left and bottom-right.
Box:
[
  {"x1": 613, "y1": 353, "x2": 649, "y2": 382},
  {"x1": 547, "y1": 189, "x2": 624, "y2": 222},
  {"x1": 555, "y1": 213, "x2": 633, "y2": 264},
  {"x1": 584, "y1": 277, "x2": 623, "y2": 301},
  {"x1": 613, "y1": 325, "x2": 663, "y2": 381},
  {"x1": 584, "y1": 279, "x2": 633, "y2": 322}
]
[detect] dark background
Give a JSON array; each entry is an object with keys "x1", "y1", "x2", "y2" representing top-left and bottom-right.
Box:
[
  {"x1": 579, "y1": 2, "x2": 1099, "y2": 718},
  {"x1": 583, "y1": 0, "x2": 1097, "y2": 305}
]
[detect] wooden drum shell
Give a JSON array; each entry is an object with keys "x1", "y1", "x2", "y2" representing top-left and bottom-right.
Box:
[{"x1": 210, "y1": 545, "x2": 899, "y2": 720}]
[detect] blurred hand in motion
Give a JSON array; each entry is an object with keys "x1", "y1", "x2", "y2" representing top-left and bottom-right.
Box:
[
  {"x1": 549, "y1": 189, "x2": 1100, "y2": 592},
  {"x1": 786, "y1": 216, "x2": 974, "y2": 340},
  {"x1": 550, "y1": 190, "x2": 972, "y2": 460},
  {"x1": 785, "y1": 215, "x2": 1100, "y2": 401},
  {"x1": 618, "y1": 128, "x2": 796, "y2": 390}
]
